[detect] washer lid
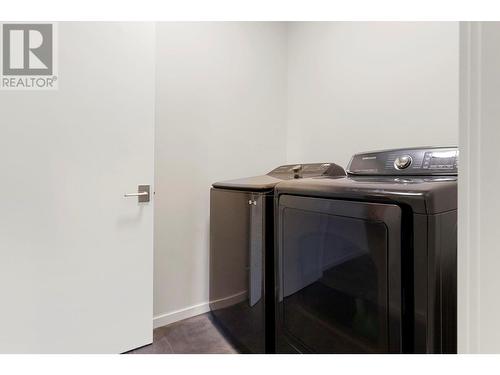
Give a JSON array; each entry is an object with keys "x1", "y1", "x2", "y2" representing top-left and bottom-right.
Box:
[
  {"x1": 212, "y1": 175, "x2": 284, "y2": 191},
  {"x1": 212, "y1": 162, "x2": 345, "y2": 191}
]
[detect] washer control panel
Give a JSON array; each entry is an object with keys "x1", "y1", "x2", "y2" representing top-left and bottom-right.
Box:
[{"x1": 347, "y1": 147, "x2": 458, "y2": 176}]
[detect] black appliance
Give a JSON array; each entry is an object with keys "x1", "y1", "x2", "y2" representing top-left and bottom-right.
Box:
[
  {"x1": 209, "y1": 163, "x2": 345, "y2": 353},
  {"x1": 274, "y1": 147, "x2": 458, "y2": 354}
]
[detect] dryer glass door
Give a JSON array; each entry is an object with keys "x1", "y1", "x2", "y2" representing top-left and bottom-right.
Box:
[{"x1": 277, "y1": 196, "x2": 402, "y2": 353}]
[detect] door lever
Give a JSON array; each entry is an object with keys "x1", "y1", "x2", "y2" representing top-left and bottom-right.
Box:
[{"x1": 124, "y1": 185, "x2": 150, "y2": 203}]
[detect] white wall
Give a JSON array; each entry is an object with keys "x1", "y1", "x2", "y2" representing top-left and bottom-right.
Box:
[
  {"x1": 154, "y1": 22, "x2": 287, "y2": 326},
  {"x1": 458, "y1": 22, "x2": 500, "y2": 353},
  {"x1": 286, "y1": 22, "x2": 459, "y2": 167}
]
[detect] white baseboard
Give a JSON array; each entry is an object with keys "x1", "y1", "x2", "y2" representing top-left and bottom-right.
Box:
[
  {"x1": 153, "y1": 302, "x2": 211, "y2": 329},
  {"x1": 209, "y1": 290, "x2": 247, "y2": 310}
]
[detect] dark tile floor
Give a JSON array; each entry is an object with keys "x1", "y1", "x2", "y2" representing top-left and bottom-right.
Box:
[{"x1": 127, "y1": 313, "x2": 238, "y2": 354}]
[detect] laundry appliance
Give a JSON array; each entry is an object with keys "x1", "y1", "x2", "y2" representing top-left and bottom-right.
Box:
[
  {"x1": 274, "y1": 147, "x2": 458, "y2": 354},
  {"x1": 209, "y1": 163, "x2": 346, "y2": 353}
]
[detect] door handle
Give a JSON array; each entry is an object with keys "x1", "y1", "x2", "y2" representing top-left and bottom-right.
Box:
[
  {"x1": 124, "y1": 192, "x2": 148, "y2": 197},
  {"x1": 124, "y1": 185, "x2": 150, "y2": 203}
]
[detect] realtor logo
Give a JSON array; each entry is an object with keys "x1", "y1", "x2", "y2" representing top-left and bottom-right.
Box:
[
  {"x1": 0, "y1": 23, "x2": 58, "y2": 89},
  {"x1": 3, "y1": 24, "x2": 53, "y2": 75}
]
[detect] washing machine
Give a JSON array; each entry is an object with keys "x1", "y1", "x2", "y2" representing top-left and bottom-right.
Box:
[
  {"x1": 209, "y1": 163, "x2": 345, "y2": 353},
  {"x1": 274, "y1": 147, "x2": 458, "y2": 354}
]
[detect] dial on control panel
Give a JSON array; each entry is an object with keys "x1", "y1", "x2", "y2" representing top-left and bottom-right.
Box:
[{"x1": 394, "y1": 155, "x2": 412, "y2": 170}]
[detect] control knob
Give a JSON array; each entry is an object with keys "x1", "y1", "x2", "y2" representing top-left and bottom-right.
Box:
[{"x1": 394, "y1": 155, "x2": 412, "y2": 170}]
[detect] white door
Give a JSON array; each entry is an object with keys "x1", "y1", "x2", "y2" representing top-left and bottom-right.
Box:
[{"x1": 0, "y1": 23, "x2": 155, "y2": 353}]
